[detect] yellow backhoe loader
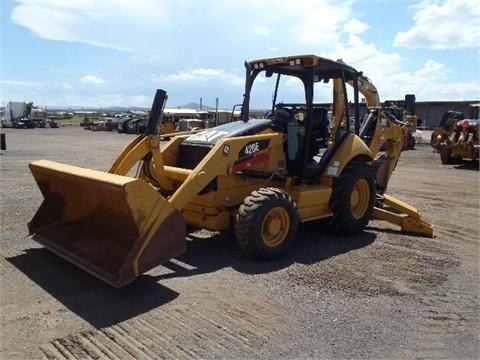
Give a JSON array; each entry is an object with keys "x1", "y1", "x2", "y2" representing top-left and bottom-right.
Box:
[{"x1": 28, "y1": 55, "x2": 433, "y2": 287}]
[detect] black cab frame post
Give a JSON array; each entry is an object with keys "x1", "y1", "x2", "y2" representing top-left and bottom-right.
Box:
[
  {"x1": 341, "y1": 70, "x2": 350, "y2": 131},
  {"x1": 353, "y1": 75, "x2": 360, "y2": 135},
  {"x1": 300, "y1": 66, "x2": 315, "y2": 177}
]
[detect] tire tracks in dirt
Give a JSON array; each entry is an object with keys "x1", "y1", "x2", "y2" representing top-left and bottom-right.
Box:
[{"x1": 40, "y1": 296, "x2": 285, "y2": 359}]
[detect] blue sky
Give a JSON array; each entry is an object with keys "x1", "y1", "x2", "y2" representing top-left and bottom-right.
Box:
[{"x1": 1, "y1": 0, "x2": 479, "y2": 108}]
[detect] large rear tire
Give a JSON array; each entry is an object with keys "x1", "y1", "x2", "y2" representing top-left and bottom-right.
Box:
[
  {"x1": 330, "y1": 161, "x2": 375, "y2": 235},
  {"x1": 408, "y1": 135, "x2": 416, "y2": 150},
  {"x1": 440, "y1": 146, "x2": 453, "y2": 164},
  {"x1": 235, "y1": 187, "x2": 298, "y2": 260}
]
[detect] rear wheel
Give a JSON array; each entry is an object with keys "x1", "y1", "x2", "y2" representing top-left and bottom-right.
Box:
[
  {"x1": 408, "y1": 135, "x2": 416, "y2": 150},
  {"x1": 330, "y1": 161, "x2": 375, "y2": 235},
  {"x1": 440, "y1": 146, "x2": 453, "y2": 164},
  {"x1": 235, "y1": 187, "x2": 298, "y2": 260}
]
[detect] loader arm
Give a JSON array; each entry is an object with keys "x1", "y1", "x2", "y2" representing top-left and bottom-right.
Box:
[
  {"x1": 109, "y1": 89, "x2": 166, "y2": 175},
  {"x1": 168, "y1": 132, "x2": 282, "y2": 211},
  {"x1": 108, "y1": 134, "x2": 176, "y2": 191},
  {"x1": 107, "y1": 89, "x2": 184, "y2": 192}
]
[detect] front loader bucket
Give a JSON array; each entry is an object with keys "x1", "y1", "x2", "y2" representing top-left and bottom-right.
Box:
[{"x1": 28, "y1": 160, "x2": 186, "y2": 288}]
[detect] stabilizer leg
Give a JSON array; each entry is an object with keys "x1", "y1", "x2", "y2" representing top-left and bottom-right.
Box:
[{"x1": 373, "y1": 194, "x2": 434, "y2": 237}]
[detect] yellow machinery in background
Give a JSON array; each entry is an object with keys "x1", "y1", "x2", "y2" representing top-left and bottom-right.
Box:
[
  {"x1": 430, "y1": 104, "x2": 479, "y2": 164},
  {"x1": 383, "y1": 95, "x2": 418, "y2": 150},
  {"x1": 28, "y1": 55, "x2": 433, "y2": 287}
]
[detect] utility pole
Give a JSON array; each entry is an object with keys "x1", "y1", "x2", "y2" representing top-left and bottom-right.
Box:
[{"x1": 215, "y1": 97, "x2": 219, "y2": 126}]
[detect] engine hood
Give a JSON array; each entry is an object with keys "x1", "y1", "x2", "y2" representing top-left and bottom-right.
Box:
[{"x1": 183, "y1": 119, "x2": 272, "y2": 145}]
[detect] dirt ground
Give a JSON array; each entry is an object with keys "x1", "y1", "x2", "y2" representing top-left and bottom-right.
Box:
[{"x1": 0, "y1": 126, "x2": 478, "y2": 359}]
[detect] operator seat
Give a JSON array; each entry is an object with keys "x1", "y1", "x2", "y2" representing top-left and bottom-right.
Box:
[
  {"x1": 287, "y1": 107, "x2": 332, "y2": 178},
  {"x1": 359, "y1": 109, "x2": 377, "y2": 146},
  {"x1": 310, "y1": 107, "x2": 330, "y2": 152},
  {"x1": 303, "y1": 126, "x2": 350, "y2": 179},
  {"x1": 271, "y1": 107, "x2": 290, "y2": 133}
]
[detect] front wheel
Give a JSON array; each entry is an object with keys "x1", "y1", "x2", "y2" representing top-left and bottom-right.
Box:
[
  {"x1": 330, "y1": 161, "x2": 375, "y2": 235},
  {"x1": 235, "y1": 187, "x2": 298, "y2": 260}
]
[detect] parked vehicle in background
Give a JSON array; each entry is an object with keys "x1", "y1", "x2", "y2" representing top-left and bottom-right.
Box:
[
  {"x1": 161, "y1": 109, "x2": 201, "y2": 134},
  {"x1": 176, "y1": 118, "x2": 205, "y2": 132},
  {"x1": 207, "y1": 108, "x2": 241, "y2": 127},
  {"x1": 118, "y1": 116, "x2": 148, "y2": 134},
  {"x1": 430, "y1": 110, "x2": 464, "y2": 147},
  {"x1": 431, "y1": 104, "x2": 479, "y2": 164},
  {"x1": 2, "y1": 102, "x2": 32, "y2": 128},
  {"x1": 384, "y1": 94, "x2": 418, "y2": 150},
  {"x1": 30, "y1": 108, "x2": 48, "y2": 128}
]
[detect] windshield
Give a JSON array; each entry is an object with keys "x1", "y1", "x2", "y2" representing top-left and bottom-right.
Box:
[
  {"x1": 246, "y1": 71, "x2": 334, "y2": 117},
  {"x1": 248, "y1": 72, "x2": 305, "y2": 114}
]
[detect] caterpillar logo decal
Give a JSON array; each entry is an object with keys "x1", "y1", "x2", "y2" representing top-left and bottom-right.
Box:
[{"x1": 238, "y1": 139, "x2": 270, "y2": 158}]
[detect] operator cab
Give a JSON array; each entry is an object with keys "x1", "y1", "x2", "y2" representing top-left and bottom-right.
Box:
[{"x1": 241, "y1": 55, "x2": 363, "y2": 179}]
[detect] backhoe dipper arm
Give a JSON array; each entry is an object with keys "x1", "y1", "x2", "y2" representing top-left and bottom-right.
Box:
[
  {"x1": 347, "y1": 74, "x2": 380, "y2": 108},
  {"x1": 370, "y1": 111, "x2": 433, "y2": 236},
  {"x1": 345, "y1": 76, "x2": 433, "y2": 236}
]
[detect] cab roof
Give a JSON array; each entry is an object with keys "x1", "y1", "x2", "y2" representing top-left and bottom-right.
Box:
[{"x1": 247, "y1": 55, "x2": 360, "y2": 81}]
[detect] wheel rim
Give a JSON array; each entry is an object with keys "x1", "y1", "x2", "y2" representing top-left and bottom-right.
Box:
[
  {"x1": 350, "y1": 179, "x2": 370, "y2": 219},
  {"x1": 262, "y1": 207, "x2": 290, "y2": 247}
]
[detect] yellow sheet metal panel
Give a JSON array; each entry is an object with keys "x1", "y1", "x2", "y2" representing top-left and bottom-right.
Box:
[
  {"x1": 182, "y1": 208, "x2": 230, "y2": 231},
  {"x1": 373, "y1": 203, "x2": 434, "y2": 237},
  {"x1": 32, "y1": 159, "x2": 135, "y2": 186},
  {"x1": 324, "y1": 134, "x2": 373, "y2": 177},
  {"x1": 288, "y1": 186, "x2": 333, "y2": 222},
  {"x1": 383, "y1": 194, "x2": 420, "y2": 218}
]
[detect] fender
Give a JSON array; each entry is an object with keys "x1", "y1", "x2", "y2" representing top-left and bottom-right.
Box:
[{"x1": 324, "y1": 133, "x2": 373, "y2": 177}]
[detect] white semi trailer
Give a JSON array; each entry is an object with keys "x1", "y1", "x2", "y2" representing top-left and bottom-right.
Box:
[{"x1": 2, "y1": 102, "x2": 30, "y2": 128}]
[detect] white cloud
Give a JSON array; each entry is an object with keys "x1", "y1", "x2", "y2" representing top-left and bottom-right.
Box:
[
  {"x1": 81, "y1": 75, "x2": 105, "y2": 85},
  {"x1": 0, "y1": 80, "x2": 43, "y2": 87},
  {"x1": 254, "y1": 25, "x2": 271, "y2": 36},
  {"x1": 378, "y1": 60, "x2": 479, "y2": 101},
  {"x1": 155, "y1": 68, "x2": 244, "y2": 86},
  {"x1": 344, "y1": 19, "x2": 369, "y2": 35},
  {"x1": 414, "y1": 59, "x2": 447, "y2": 78},
  {"x1": 324, "y1": 34, "x2": 402, "y2": 79},
  {"x1": 0, "y1": 80, "x2": 45, "y2": 103},
  {"x1": 10, "y1": 0, "x2": 354, "y2": 56},
  {"x1": 0, "y1": 77, "x2": 156, "y2": 107},
  {"x1": 322, "y1": 36, "x2": 479, "y2": 101},
  {"x1": 293, "y1": 1, "x2": 352, "y2": 46},
  {"x1": 11, "y1": 0, "x2": 170, "y2": 53},
  {"x1": 394, "y1": 0, "x2": 480, "y2": 49},
  {"x1": 6, "y1": 0, "x2": 479, "y2": 105}
]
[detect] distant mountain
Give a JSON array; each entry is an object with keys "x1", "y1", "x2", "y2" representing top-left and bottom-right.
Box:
[
  {"x1": 103, "y1": 106, "x2": 149, "y2": 112},
  {"x1": 176, "y1": 103, "x2": 215, "y2": 110},
  {"x1": 46, "y1": 105, "x2": 149, "y2": 112},
  {"x1": 45, "y1": 103, "x2": 214, "y2": 111}
]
